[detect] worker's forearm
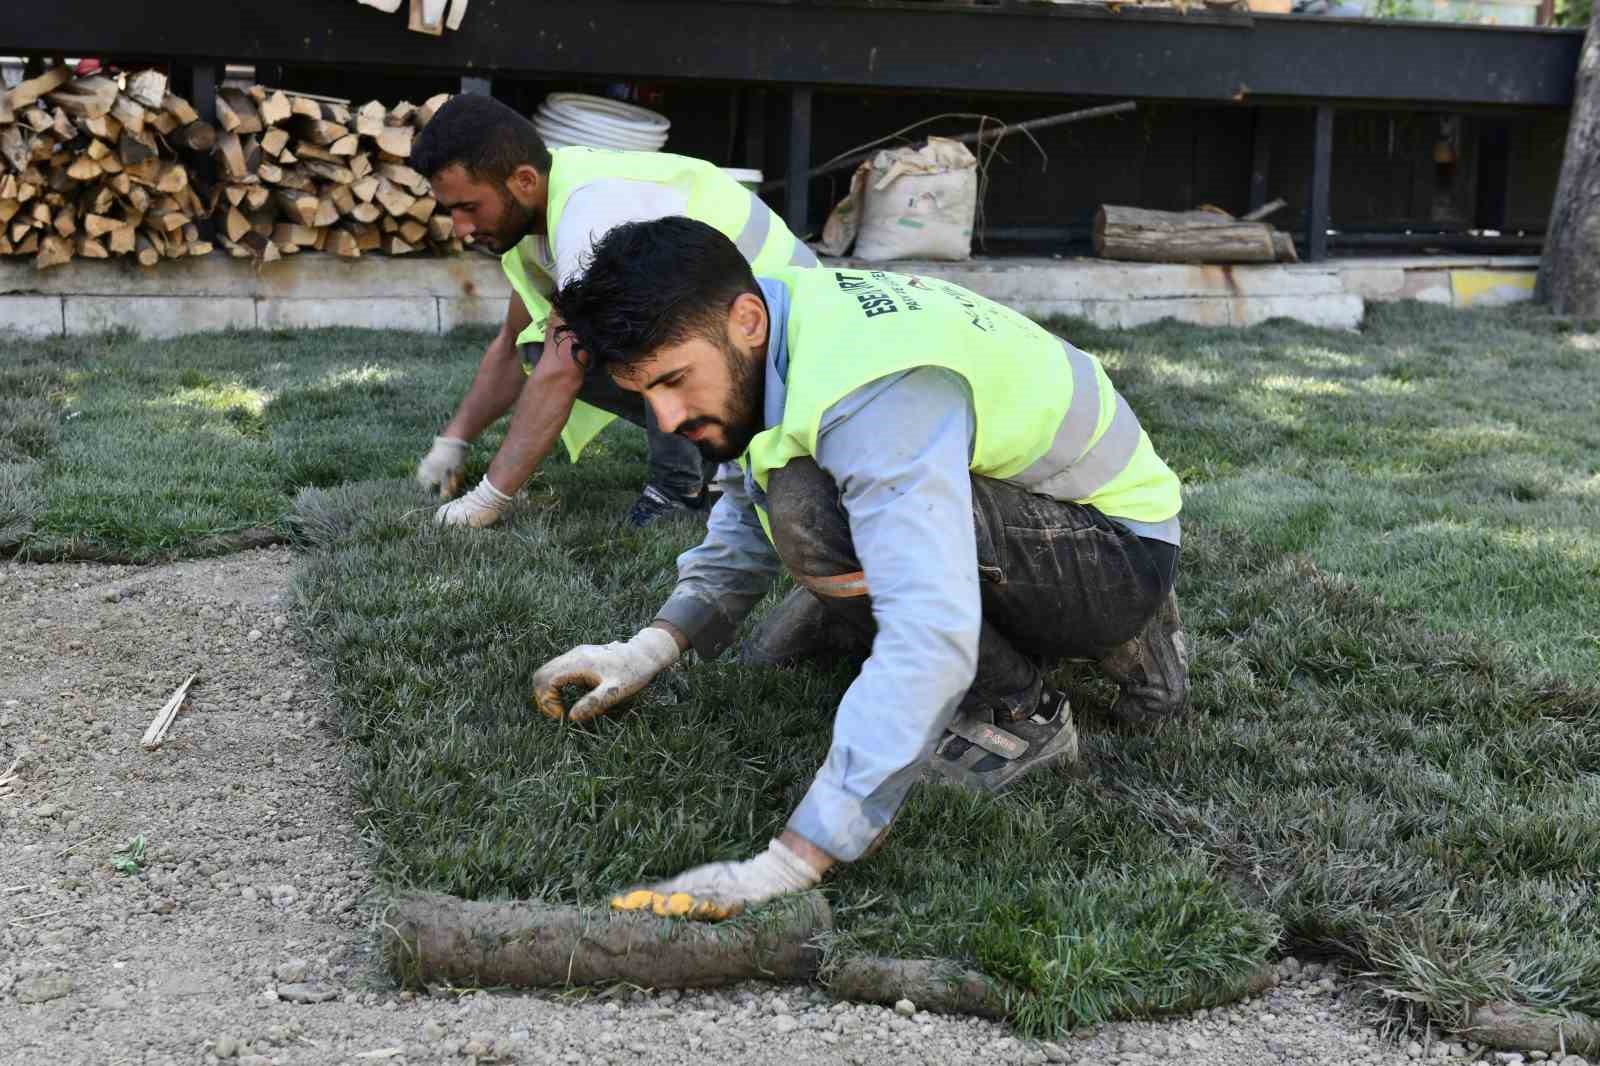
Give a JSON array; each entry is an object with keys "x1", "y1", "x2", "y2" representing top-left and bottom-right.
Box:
[
  {"x1": 482, "y1": 374, "x2": 579, "y2": 495},
  {"x1": 442, "y1": 333, "x2": 526, "y2": 442}
]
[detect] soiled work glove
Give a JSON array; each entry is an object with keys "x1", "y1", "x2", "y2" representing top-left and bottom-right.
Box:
[
  {"x1": 531, "y1": 627, "x2": 680, "y2": 723},
  {"x1": 610, "y1": 838, "x2": 822, "y2": 921},
  {"x1": 415, "y1": 435, "x2": 469, "y2": 498},
  {"x1": 433, "y1": 477, "x2": 513, "y2": 529}
]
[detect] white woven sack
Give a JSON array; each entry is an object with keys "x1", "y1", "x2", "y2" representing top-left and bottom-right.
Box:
[{"x1": 854, "y1": 137, "x2": 978, "y2": 262}]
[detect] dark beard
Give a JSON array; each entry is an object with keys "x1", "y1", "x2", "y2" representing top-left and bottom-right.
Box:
[
  {"x1": 485, "y1": 191, "x2": 540, "y2": 252},
  {"x1": 681, "y1": 338, "x2": 763, "y2": 462}
]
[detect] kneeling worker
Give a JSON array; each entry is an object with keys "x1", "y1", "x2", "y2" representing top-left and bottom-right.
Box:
[
  {"x1": 533, "y1": 217, "x2": 1187, "y2": 917},
  {"x1": 408, "y1": 94, "x2": 816, "y2": 528}
]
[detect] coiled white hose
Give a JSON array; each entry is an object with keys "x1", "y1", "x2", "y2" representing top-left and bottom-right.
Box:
[{"x1": 533, "y1": 92, "x2": 670, "y2": 152}]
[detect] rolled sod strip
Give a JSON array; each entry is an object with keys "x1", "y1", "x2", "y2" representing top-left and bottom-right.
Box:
[
  {"x1": 825, "y1": 957, "x2": 1014, "y2": 1018},
  {"x1": 384, "y1": 891, "x2": 832, "y2": 990},
  {"x1": 1465, "y1": 1002, "x2": 1600, "y2": 1056}
]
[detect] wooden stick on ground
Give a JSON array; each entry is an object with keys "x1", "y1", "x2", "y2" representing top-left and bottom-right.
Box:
[{"x1": 141, "y1": 673, "x2": 198, "y2": 751}]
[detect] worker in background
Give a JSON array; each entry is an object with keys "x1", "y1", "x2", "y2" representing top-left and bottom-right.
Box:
[
  {"x1": 532, "y1": 218, "x2": 1188, "y2": 919},
  {"x1": 408, "y1": 94, "x2": 817, "y2": 528}
]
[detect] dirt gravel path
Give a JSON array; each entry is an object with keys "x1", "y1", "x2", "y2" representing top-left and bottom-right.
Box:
[{"x1": 1, "y1": 550, "x2": 1516, "y2": 1066}]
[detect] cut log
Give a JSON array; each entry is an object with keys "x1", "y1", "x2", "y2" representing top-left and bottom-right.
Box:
[
  {"x1": 1093, "y1": 205, "x2": 1296, "y2": 264},
  {"x1": 405, "y1": 196, "x2": 436, "y2": 223},
  {"x1": 418, "y1": 93, "x2": 451, "y2": 127},
  {"x1": 326, "y1": 227, "x2": 361, "y2": 258},
  {"x1": 374, "y1": 178, "x2": 416, "y2": 217},
  {"x1": 216, "y1": 132, "x2": 248, "y2": 180},
  {"x1": 259, "y1": 90, "x2": 293, "y2": 127},
  {"x1": 36, "y1": 233, "x2": 74, "y2": 269},
  {"x1": 428, "y1": 215, "x2": 453, "y2": 242},
  {"x1": 330, "y1": 133, "x2": 360, "y2": 157},
  {"x1": 66, "y1": 156, "x2": 103, "y2": 182},
  {"x1": 226, "y1": 205, "x2": 252, "y2": 242},
  {"x1": 48, "y1": 77, "x2": 120, "y2": 120},
  {"x1": 349, "y1": 201, "x2": 382, "y2": 223},
  {"x1": 348, "y1": 153, "x2": 373, "y2": 180},
  {"x1": 108, "y1": 223, "x2": 137, "y2": 254},
  {"x1": 313, "y1": 196, "x2": 341, "y2": 228},
  {"x1": 382, "y1": 235, "x2": 415, "y2": 255},
  {"x1": 118, "y1": 130, "x2": 159, "y2": 168},
  {"x1": 84, "y1": 213, "x2": 119, "y2": 238},
  {"x1": 291, "y1": 94, "x2": 324, "y2": 120},
  {"x1": 109, "y1": 94, "x2": 148, "y2": 136},
  {"x1": 303, "y1": 159, "x2": 354, "y2": 185},
  {"x1": 330, "y1": 184, "x2": 356, "y2": 216},
  {"x1": 177, "y1": 121, "x2": 217, "y2": 153},
  {"x1": 163, "y1": 93, "x2": 200, "y2": 126},
  {"x1": 351, "y1": 175, "x2": 380, "y2": 203},
  {"x1": 375, "y1": 125, "x2": 413, "y2": 158},
  {"x1": 383, "y1": 891, "x2": 830, "y2": 991},
  {"x1": 5, "y1": 67, "x2": 72, "y2": 112},
  {"x1": 355, "y1": 101, "x2": 386, "y2": 139},
  {"x1": 398, "y1": 219, "x2": 428, "y2": 245},
  {"x1": 126, "y1": 70, "x2": 170, "y2": 110},
  {"x1": 244, "y1": 186, "x2": 272, "y2": 211},
  {"x1": 260, "y1": 128, "x2": 291, "y2": 159},
  {"x1": 76, "y1": 233, "x2": 109, "y2": 258},
  {"x1": 377, "y1": 162, "x2": 429, "y2": 195},
  {"x1": 156, "y1": 163, "x2": 188, "y2": 194}
]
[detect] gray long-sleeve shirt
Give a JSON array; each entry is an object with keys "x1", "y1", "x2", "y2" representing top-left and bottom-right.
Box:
[{"x1": 654, "y1": 278, "x2": 1175, "y2": 862}]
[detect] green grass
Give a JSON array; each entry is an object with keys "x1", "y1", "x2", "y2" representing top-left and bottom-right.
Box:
[
  {"x1": 9, "y1": 305, "x2": 1600, "y2": 1037},
  {"x1": 0, "y1": 326, "x2": 503, "y2": 560}
]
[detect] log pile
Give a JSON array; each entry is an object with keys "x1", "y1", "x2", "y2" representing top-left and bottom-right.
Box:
[
  {"x1": 0, "y1": 66, "x2": 461, "y2": 269},
  {"x1": 210, "y1": 86, "x2": 459, "y2": 262},
  {"x1": 0, "y1": 67, "x2": 218, "y2": 268}
]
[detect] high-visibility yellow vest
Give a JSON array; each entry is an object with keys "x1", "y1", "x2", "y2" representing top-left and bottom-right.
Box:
[
  {"x1": 500, "y1": 147, "x2": 814, "y2": 461},
  {"x1": 744, "y1": 267, "x2": 1181, "y2": 538}
]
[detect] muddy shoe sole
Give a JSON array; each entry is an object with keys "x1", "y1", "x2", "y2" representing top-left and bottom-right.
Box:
[{"x1": 924, "y1": 690, "x2": 1079, "y2": 794}]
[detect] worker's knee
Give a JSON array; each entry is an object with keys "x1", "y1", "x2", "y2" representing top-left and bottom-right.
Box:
[{"x1": 765, "y1": 458, "x2": 856, "y2": 580}]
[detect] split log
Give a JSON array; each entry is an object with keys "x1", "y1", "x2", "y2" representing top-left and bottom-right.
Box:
[
  {"x1": 1093, "y1": 205, "x2": 1299, "y2": 264},
  {"x1": 383, "y1": 891, "x2": 831, "y2": 991},
  {"x1": 126, "y1": 71, "x2": 170, "y2": 110}
]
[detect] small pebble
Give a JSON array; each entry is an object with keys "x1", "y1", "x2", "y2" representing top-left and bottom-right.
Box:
[{"x1": 894, "y1": 999, "x2": 916, "y2": 1018}]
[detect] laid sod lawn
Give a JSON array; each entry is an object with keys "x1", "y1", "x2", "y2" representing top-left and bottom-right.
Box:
[
  {"x1": 0, "y1": 327, "x2": 508, "y2": 560},
  {"x1": 7, "y1": 303, "x2": 1600, "y2": 1038}
]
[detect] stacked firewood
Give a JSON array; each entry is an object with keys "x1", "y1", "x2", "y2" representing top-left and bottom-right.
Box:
[
  {"x1": 0, "y1": 67, "x2": 218, "y2": 268},
  {"x1": 211, "y1": 86, "x2": 459, "y2": 261},
  {"x1": 0, "y1": 65, "x2": 461, "y2": 269}
]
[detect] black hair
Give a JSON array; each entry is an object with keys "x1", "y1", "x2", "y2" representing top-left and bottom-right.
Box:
[
  {"x1": 553, "y1": 217, "x2": 761, "y2": 377},
  {"x1": 410, "y1": 93, "x2": 552, "y2": 185}
]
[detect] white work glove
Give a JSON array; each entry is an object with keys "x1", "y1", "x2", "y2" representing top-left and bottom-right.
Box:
[
  {"x1": 530, "y1": 626, "x2": 680, "y2": 723},
  {"x1": 415, "y1": 435, "x2": 469, "y2": 498},
  {"x1": 433, "y1": 477, "x2": 513, "y2": 528},
  {"x1": 610, "y1": 839, "x2": 822, "y2": 921}
]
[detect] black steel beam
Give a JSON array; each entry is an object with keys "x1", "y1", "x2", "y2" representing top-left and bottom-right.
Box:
[
  {"x1": 0, "y1": 0, "x2": 1581, "y2": 109},
  {"x1": 1307, "y1": 105, "x2": 1334, "y2": 262},
  {"x1": 784, "y1": 87, "x2": 815, "y2": 237}
]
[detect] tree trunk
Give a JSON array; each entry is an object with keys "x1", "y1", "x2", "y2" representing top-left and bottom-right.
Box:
[
  {"x1": 1094, "y1": 205, "x2": 1298, "y2": 264},
  {"x1": 1537, "y1": 8, "x2": 1600, "y2": 313}
]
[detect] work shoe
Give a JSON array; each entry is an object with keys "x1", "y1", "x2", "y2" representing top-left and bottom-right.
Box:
[
  {"x1": 623, "y1": 483, "x2": 707, "y2": 528},
  {"x1": 925, "y1": 689, "x2": 1078, "y2": 794},
  {"x1": 739, "y1": 587, "x2": 870, "y2": 668},
  {"x1": 1098, "y1": 589, "x2": 1188, "y2": 727}
]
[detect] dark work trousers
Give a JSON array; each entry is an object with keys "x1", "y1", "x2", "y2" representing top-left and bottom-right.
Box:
[
  {"x1": 522, "y1": 342, "x2": 714, "y2": 499},
  {"x1": 765, "y1": 457, "x2": 1179, "y2": 720}
]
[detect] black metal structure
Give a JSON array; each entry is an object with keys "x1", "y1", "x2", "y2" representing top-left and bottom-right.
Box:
[{"x1": 3, "y1": 0, "x2": 1582, "y2": 260}]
